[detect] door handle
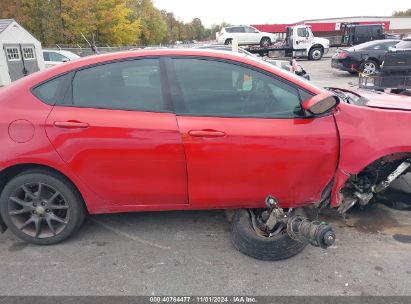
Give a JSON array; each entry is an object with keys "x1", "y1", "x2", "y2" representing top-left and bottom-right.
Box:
[
  {"x1": 188, "y1": 130, "x2": 226, "y2": 138},
  {"x1": 54, "y1": 121, "x2": 89, "y2": 129}
]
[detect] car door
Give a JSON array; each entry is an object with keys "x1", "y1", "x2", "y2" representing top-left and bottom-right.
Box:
[
  {"x1": 168, "y1": 57, "x2": 339, "y2": 209},
  {"x1": 44, "y1": 58, "x2": 188, "y2": 207},
  {"x1": 244, "y1": 27, "x2": 260, "y2": 44}
]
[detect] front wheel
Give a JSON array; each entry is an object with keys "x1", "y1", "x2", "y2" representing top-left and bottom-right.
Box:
[
  {"x1": 0, "y1": 170, "x2": 86, "y2": 245},
  {"x1": 260, "y1": 37, "x2": 271, "y2": 47},
  {"x1": 231, "y1": 209, "x2": 307, "y2": 261},
  {"x1": 308, "y1": 47, "x2": 323, "y2": 60}
]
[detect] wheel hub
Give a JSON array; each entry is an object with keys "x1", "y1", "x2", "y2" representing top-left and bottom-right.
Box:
[{"x1": 35, "y1": 206, "x2": 45, "y2": 215}]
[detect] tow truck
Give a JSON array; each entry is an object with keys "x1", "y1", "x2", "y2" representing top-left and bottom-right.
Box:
[{"x1": 244, "y1": 25, "x2": 330, "y2": 60}]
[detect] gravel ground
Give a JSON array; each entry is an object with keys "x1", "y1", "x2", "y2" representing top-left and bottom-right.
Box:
[{"x1": 0, "y1": 56, "x2": 410, "y2": 296}]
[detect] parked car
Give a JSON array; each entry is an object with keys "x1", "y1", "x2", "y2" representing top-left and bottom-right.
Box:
[
  {"x1": 331, "y1": 39, "x2": 401, "y2": 75},
  {"x1": 359, "y1": 46, "x2": 411, "y2": 95},
  {"x1": 1, "y1": 49, "x2": 411, "y2": 261},
  {"x1": 195, "y1": 44, "x2": 310, "y2": 79},
  {"x1": 216, "y1": 25, "x2": 277, "y2": 47},
  {"x1": 43, "y1": 50, "x2": 80, "y2": 68}
]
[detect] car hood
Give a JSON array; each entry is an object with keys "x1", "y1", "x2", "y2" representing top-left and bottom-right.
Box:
[{"x1": 359, "y1": 90, "x2": 411, "y2": 111}]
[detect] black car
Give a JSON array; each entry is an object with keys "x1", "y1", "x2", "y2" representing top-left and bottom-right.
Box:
[{"x1": 331, "y1": 39, "x2": 400, "y2": 75}]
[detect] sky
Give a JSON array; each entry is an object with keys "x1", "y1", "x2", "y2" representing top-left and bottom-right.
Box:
[{"x1": 153, "y1": 0, "x2": 411, "y2": 27}]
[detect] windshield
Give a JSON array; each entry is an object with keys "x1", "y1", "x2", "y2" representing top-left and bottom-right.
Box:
[{"x1": 60, "y1": 51, "x2": 80, "y2": 60}]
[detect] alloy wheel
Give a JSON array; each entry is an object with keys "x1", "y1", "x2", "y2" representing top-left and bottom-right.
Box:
[
  {"x1": 362, "y1": 62, "x2": 377, "y2": 75},
  {"x1": 7, "y1": 182, "x2": 70, "y2": 239}
]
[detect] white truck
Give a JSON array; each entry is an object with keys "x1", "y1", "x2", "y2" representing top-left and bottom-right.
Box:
[{"x1": 245, "y1": 25, "x2": 330, "y2": 61}]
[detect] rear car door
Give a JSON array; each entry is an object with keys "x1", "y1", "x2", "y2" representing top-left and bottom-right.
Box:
[
  {"x1": 231, "y1": 27, "x2": 247, "y2": 44},
  {"x1": 168, "y1": 57, "x2": 339, "y2": 209},
  {"x1": 43, "y1": 58, "x2": 188, "y2": 207}
]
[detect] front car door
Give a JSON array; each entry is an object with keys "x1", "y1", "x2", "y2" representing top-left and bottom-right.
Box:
[
  {"x1": 168, "y1": 57, "x2": 339, "y2": 209},
  {"x1": 44, "y1": 58, "x2": 188, "y2": 208},
  {"x1": 244, "y1": 26, "x2": 260, "y2": 44}
]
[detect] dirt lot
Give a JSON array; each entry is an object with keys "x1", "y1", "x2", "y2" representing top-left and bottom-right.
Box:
[{"x1": 0, "y1": 57, "x2": 410, "y2": 296}]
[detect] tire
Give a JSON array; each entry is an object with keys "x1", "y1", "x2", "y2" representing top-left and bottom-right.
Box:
[
  {"x1": 224, "y1": 39, "x2": 232, "y2": 45},
  {"x1": 231, "y1": 209, "x2": 308, "y2": 261},
  {"x1": 308, "y1": 47, "x2": 323, "y2": 60},
  {"x1": 260, "y1": 37, "x2": 271, "y2": 47},
  {"x1": 359, "y1": 60, "x2": 379, "y2": 75},
  {"x1": 0, "y1": 169, "x2": 86, "y2": 245}
]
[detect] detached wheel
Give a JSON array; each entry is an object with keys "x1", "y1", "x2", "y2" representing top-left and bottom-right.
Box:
[
  {"x1": 308, "y1": 47, "x2": 323, "y2": 60},
  {"x1": 260, "y1": 37, "x2": 271, "y2": 47},
  {"x1": 0, "y1": 170, "x2": 86, "y2": 245},
  {"x1": 231, "y1": 209, "x2": 307, "y2": 261},
  {"x1": 360, "y1": 60, "x2": 379, "y2": 75}
]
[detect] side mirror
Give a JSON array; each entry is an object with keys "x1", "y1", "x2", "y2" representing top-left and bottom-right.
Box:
[
  {"x1": 62, "y1": 58, "x2": 69, "y2": 63},
  {"x1": 302, "y1": 92, "x2": 339, "y2": 115}
]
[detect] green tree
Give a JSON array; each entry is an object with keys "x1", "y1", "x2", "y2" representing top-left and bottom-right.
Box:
[{"x1": 131, "y1": 0, "x2": 166, "y2": 45}]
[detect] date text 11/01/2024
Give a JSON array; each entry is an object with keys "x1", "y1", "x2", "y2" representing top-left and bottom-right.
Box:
[{"x1": 149, "y1": 296, "x2": 257, "y2": 303}]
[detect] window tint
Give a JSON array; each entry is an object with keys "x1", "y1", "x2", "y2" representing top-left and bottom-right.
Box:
[
  {"x1": 172, "y1": 58, "x2": 304, "y2": 118},
  {"x1": 231, "y1": 27, "x2": 246, "y2": 33},
  {"x1": 71, "y1": 59, "x2": 166, "y2": 112},
  {"x1": 32, "y1": 73, "x2": 71, "y2": 105},
  {"x1": 43, "y1": 52, "x2": 50, "y2": 61}
]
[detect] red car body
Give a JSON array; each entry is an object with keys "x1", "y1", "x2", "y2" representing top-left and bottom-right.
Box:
[{"x1": 0, "y1": 49, "x2": 410, "y2": 216}]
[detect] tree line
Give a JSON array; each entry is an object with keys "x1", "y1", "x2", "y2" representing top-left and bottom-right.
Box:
[
  {"x1": 0, "y1": 0, "x2": 228, "y2": 47},
  {"x1": 392, "y1": 8, "x2": 411, "y2": 16}
]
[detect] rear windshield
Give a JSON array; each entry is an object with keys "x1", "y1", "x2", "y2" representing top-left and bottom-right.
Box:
[{"x1": 395, "y1": 40, "x2": 411, "y2": 49}]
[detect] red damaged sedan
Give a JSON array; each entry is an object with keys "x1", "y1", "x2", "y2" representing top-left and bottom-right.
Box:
[{"x1": 0, "y1": 49, "x2": 410, "y2": 261}]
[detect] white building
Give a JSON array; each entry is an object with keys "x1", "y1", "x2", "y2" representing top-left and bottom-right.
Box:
[
  {"x1": 303, "y1": 16, "x2": 411, "y2": 36},
  {"x1": 0, "y1": 19, "x2": 45, "y2": 87}
]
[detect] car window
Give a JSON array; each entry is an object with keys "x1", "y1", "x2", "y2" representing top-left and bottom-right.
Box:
[
  {"x1": 244, "y1": 27, "x2": 257, "y2": 33},
  {"x1": 32, "y1": 73, "x2": 71, "y2": 105},
  {"x1": 43, "y1": 52, "x2": 50, "y2": 61},
  {"x1": 172, "y1": 58, "x2": 304, "y2": 118},
  {"x1": 297, "y1": 28, "x2": 307, "y2": 37},
  {"x1": 48, "y1": 52, "x2": 69, "y2": 62},
  {"x1": 231, "y1": 27, "x2": 246, "y2": 33},
  {"x1": 70, "y1": 59, "x2": 166, "y2": 112}
]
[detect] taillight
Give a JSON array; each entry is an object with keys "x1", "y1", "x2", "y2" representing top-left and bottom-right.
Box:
[{"x1": 338, "y1": 51, "x2": 348, "y2": 59}]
